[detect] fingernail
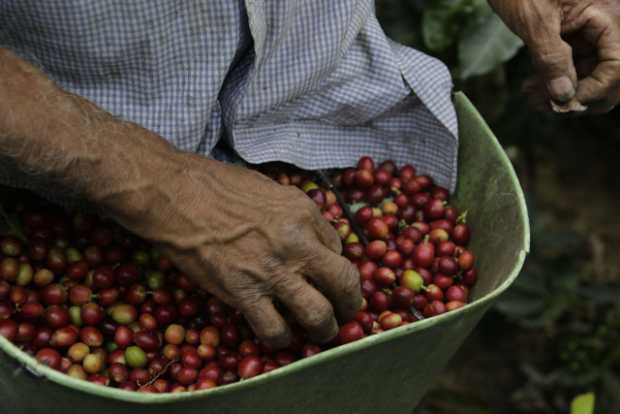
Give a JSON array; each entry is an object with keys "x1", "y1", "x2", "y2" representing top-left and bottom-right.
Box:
[{"x1": 549, "y1": 77, "x2": 575, "y2": 102}]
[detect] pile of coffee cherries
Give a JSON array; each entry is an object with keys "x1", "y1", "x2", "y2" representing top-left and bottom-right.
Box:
[{"x1": 0, "y1": 156, "x2": 476, "y2": 392}]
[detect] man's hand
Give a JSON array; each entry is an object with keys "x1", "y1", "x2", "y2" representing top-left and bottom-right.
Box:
[
  {"x1": 490, "y1": 0, "x2": 620, "y2": 113},
  {"x1": 0, "y1": 49, "x2": 362, "y2": 348},
  {"x1": 108, "y1": 155, "x2": 362, "y2": 349}
]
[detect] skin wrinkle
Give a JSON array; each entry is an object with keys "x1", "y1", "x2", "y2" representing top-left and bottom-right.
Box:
[
  {"x1": 0, "y1": 48, "x2": 362, "y2": 347},
  {"x1": 491, "y1": 0, "x2": 620, "y2": 113}
]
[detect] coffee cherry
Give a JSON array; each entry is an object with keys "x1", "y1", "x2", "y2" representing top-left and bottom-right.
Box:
[
  {"x1": 446, "y1": 286, "x2": 468, "y2": 303},
  {"x1": 426, "y1": 284, "x2": 444, "y2": 302},
  {"x1": 50, "y1": 326, "x2": 79, "y2": 348},
  {"x1": 413, "y1": 242, "x2": 435, "y2": 269},
  {"x1": 355, "y1": 169, "x2": 374, "y2": 189},
  {"x1": 366, "y1": 218, "x2": 389, "y2": 240},
  {"x1": 391, "y1": 287, "x2": 415, "y2": 309},
  {"x1": 373, "y1": 267, "x2": 396, "y2": 287},
  {"x1": 81, "y1": 303, "x2": 104, "y2": 326},
  {"x1": 0, "y1": 319, "x2": 18, "y2": 341},
  {"x1": 307, "y1": 189, "x2": 325, "y2": 207},
  {"x1": 446, "y1": 301, "x2": 466, "y2": 311},
  {"x1": 68, "y1": 364, "x2": 88, "y2": 380},
  {"x1": 176, "y1": 367, "x2": 199, "y2": 386},
  {"x1": 337, "y1": 321, "x2": 365, "y2": 344},
  {"x1": 452, "y1": 224, "x2": 471, "y2": 246},
  {"x1": 125, "y1": 346, "x2": 147, "y2": 369},
  {"x1": 83, "y1": 353, "x2": 105, "y2": 374},
  {"x1": 69, "y1": 285, "x2": 92, "y2": 305},
  {"x1": 458, "y1": 250, "x2": 475, "y2": 271},
  {"x1": 134, "y1": 330, "x2": 160, "y2": 352},
  {"x1": 366, "y1": 240, "x2": 387, "y2": 260},
  {"x1": 378, "y1": 311, "x2": 402, "y2": 330},
  {"x1": 369, "y1": 291, "x2": 391, "y2": 313},
  {"x1": 358, "y1": 260, "x2": 378, "y2": 281},
  {"x1": 354, "y1": 207, "x2": 373, "y2": 226},
  {"x1": 361, "y1": 279, "x2": 378, "y2": 298},
  {"x1": 437, "y1": 241, "x2": 456, "y2": 257},
  {"x1": 238, "y1": 355, "x2": 263, "y2": 379},
  {"x1": 68, "y1": 343, "x2": 90, "y2": 362},
  {"x1": 36, "y1": 348, "x2": 62, "y2": 370},
  {"x1": 401, "y1": 270, "x2": 424, "y2": 292},
  {"x1": 165, "y1": 324, "x2": 186, "y2": 345},
  {"x1": 463, "y1": 269, "x2": 477, "y2": 286},
  {"x1": 41, "y1": 284, "x2": 67, "y2": 305},
  {"x1": 45, "y1": 306, "x2": 70, "y2": 329},
  {"x1": 357, "y1": 156, "x2": 375, "y2": 171},
  {"x1": 94, "y1": 288, "x2": 117, "y2": 307},
  {"x1": 382, "y1": 250, "x2": 403, "y2": 269},
  {"x1": 110, "y1": 304, "x2": 137, "y2": 325},
  {"x1": 80, "y1": 327, "x2": 104, "y2": 347},
  {"x1": 438, "y1": 257, "x2": 458, "y2": 276},
  {"x1": 433, "y1": 274, "x2": 454, "y2": 290},
  {"x1": 423, "y1": 301, "x2": 447, "y2": 317},
  {"x1": 343, "y1": 243, "x2": 364, "y2": 260},
  {"x1": 20, "y1": 302, "x2": 44, "y2": 321},
  {"x1": 1, "y1": 258, "x2": 19, "y2": 282}
]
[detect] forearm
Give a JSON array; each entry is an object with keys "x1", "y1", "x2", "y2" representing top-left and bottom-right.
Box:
[{"x1": 0, "y1": 48, "x2": 183, "y2": 217}]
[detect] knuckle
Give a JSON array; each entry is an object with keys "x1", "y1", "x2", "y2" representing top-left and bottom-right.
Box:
[{"x1": 531, "y1": 41, "x2": 572, "y2": 71}]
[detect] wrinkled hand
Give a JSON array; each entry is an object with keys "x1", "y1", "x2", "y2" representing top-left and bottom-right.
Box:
[
  {"x1": 490, "y1": 0, "x2": 620, "y2": 113},
  {"x1": 112, "y1": 154, "x2": 362, "y2": 349},
  {"x1": 0, "y1": 48, "x2": 361, "y2": 349}
]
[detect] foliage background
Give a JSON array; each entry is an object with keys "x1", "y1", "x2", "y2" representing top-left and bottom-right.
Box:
[{"x1": 376, "y1": 1, "x2": 620, "y2": 413}]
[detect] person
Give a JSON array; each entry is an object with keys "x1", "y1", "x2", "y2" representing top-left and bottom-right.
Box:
[
  {"x1": 491, "y1": 0, "x2": 620, "y2": 114},
  {"x1": 0, "y1": 0, "x2": 617, "y2": 349}
]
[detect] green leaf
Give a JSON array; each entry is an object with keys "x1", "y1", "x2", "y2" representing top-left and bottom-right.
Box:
[
  {"x1": 422, "y1": 7, "x2": 460, "y2": 52},
  {"x1": 422, "y1": 0, "x2": 476, "y2": 53},
  {"x1": 348, "y1": 202, "x2": 368, "y2": 214},
  {"x1": 458, "y1": 5, "x2": 523, "y2": 79},
  {"x1": 570, "y1": 392, "x2": 595, "y2": 414}
]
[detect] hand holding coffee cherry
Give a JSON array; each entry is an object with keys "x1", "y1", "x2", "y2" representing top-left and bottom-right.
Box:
[
  {"x1": 107, "y1": 155, "x2": 363, "y2": 349},
  {"x1": 0, "y1": 155, "x2": 477, "y2": 392},
  {"x1": 490, "y1": 0, "x2": 620, "y2": 113}
]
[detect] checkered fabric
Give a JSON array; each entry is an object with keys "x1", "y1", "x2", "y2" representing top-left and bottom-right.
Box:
[{"x1": 0, "y1": 0, "x2": 458, "y2": 192}]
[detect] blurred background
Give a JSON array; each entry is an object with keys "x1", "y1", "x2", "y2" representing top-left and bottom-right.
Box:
[{"x1": 376, "y1": 1, "x2": 620, "y2": 413}]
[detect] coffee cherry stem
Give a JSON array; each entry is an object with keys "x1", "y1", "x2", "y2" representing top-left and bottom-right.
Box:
[
  {"x1": 410, "y1": 307, "x2": 425, "y2": 320},
  {"x1": 138, "y1": 358, "x2": 178, "y2": 389},
  {"x1": 457, "y1": 211, "x2": 468, "y2": 224}
]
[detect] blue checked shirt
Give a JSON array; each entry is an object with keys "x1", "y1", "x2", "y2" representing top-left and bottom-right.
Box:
[{"x1": 0, "y1": 0, "x2": 458, "y2": 192}]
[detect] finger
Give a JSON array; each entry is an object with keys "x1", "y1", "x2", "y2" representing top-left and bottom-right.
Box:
[
  {"x1": 239, "y1": 296, "x2": 292, "y2": 349},
  {"x1": 517, "y1": 8, "x2": 578, "y2": 104},
  {"x1": 304, "y1": 244, "x2": 362, "y2": 322},
  {"x1": 575, "y1": 61, "x2": 620, "y2": 106},
  {"x1": 529, "y1": 35, "x2": 578, "y2": 103},
  {"x1": 272, "y1": 276, "x2": 339, "y2": 344},
  {"x1": 312, "y1": 210, "x2": 342, "y2": 254}
]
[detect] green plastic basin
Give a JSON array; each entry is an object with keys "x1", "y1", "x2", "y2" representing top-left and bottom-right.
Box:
[{"x1": 0, "y1": 93, "x2": 529, "y2": 413}]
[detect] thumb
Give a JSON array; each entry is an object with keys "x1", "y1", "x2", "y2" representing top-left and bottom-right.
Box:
[{"x1": 528, "y1": 33, "x2": 578, "y2": 103}]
